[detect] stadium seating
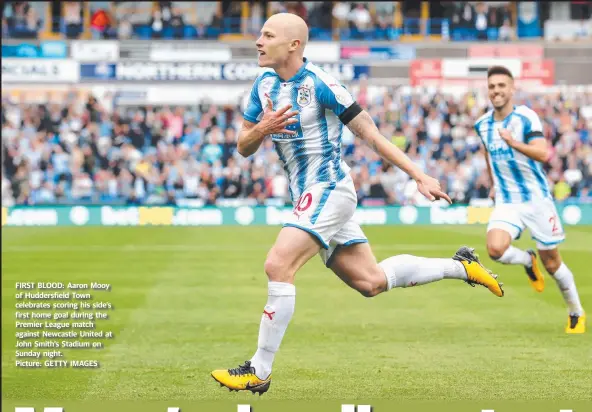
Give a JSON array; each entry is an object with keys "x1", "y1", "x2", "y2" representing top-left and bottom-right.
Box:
[{"x1": 2, "y1": 88, "x2": 590, "y2": 207}]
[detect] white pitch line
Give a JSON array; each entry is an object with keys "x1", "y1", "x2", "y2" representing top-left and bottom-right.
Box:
[
  {"x1": 1, "y1": 244, "x2": 587, "y2": 252},
  {"x1": 1, "y1": 244, "x2": 450, "y2": 252}
]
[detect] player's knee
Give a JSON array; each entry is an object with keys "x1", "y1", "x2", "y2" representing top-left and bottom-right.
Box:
[
  {"x1": 264, "y1": 255, "x2": 287, "y2": 282},
  {"x1": 355, "y1": 268, "x2": 385, "y2": 298},
  {"x1": 264, "y1": 251, "x2": 296, "y2": 282},
  {"x1": 356, "y1": 280, "x2": 381, "y2": 298},
  {"x1": 487, "y1": 243, "x2": 507, "y2": 261}
]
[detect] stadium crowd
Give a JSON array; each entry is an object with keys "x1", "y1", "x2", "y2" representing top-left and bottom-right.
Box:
[
  {"x1": 2, "y1": 1, "x2": 524, "y2": 41},
  {"x1": 2, "y1": 86, "x2": 591, "y2": 207}
]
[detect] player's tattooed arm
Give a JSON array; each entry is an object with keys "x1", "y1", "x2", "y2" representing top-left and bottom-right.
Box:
[
  {"x1": 346, "y1": 110, "x2": 451, "y2": 203},
  {"x1": 346, "y1": 111, "x2": 379, "y2": 151},
  {"x1": 346, "y1": 110, "x2": 422, "y2": 180}
]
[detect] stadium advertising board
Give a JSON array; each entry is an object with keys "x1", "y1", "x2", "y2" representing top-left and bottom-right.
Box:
[
  {"x1": 1, "y1": 41, "x2": 67, "y2": 59},
  {"x1": 409, "y1": 58, "x2": 555, "y2": 87},
  {"x1": 340, "y1": 45, "x2": 416, "y2": 61},
  {"x1": 468, "y1": 44, "x2": 543, "y2": 59},
  {"x1": 2, "y1": 204, "x2": 590, "y2": 227},
  {"x1": 150, "y1": 46, "x2": 232, "y2": 62},
  {"x1": 70, "y1": 40, "x2": 120, "y2": 62},
  {"x1": 1, "y1": 59, "x2": 80, "y2": 83},
  {"x1": 146, "y1": 42, "x2": 340, "y2": 63},
  {"x1": 79, "y1": 62, "x2": 369, "y2": 82}
]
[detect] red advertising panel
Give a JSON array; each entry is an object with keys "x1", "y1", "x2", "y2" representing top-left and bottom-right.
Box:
[
  {"x1": 521, "y1": 60, "x2": 555, "y2": 85},
  {"x1": 409, "y1": 59, "x2": 555, "y2": 87},
  {"x1": 468, "y1": 44, "x2": 544, "y2": 59},
  {"x1": 409, "y1": 59, "x2": 442, "y2": 86}
]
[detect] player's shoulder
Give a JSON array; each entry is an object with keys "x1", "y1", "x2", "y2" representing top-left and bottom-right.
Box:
[
  {"x1": 250, "y1": 68, "x2": 278, "y2": 96},
  {"x1": 253, "y1": 68, "x2": 277, "y2": 85},
  {"x1": 514, "y1": 104, "x2": 539, "y2": 119},
  {"x1": 303, "y1": 61, "x2": 342, "y2": 88},
  {"x1": 474, "y1": 109, "x2": 493, "y2": 127}
]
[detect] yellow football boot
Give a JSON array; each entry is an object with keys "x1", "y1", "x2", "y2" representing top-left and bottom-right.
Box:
[
  {"x1": 453, "y1": 246, "x2": 504, "y2": 297},
  {"x1": 211, "y1": 361, "x2": 271, "y2": 395},
  {"x1": 524, "y1": 249, "x2": 545, "y2": 292},
  {"x1": 566, "y1": 313, "x2": 586, "y2": 334}
]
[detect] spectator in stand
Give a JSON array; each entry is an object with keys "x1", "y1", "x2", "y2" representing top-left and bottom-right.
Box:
[
  {"x1": 498, "y1": 18, "x2": 515, "y2": 41},
  {"x1": 63, "y1": 1, "x2": 83, "y2": 39},
  {"x1": 453, "y1": 2, "x2": 474, "y2": 31},
  {"x1": 474, "y1": 2, "x2": 489, "y2": 40},
  {"x1": 169, "y1": 7, "x2": 185, "y2": 39},
  {"x1": 3, "y1": 1, "x2": 40, "y2": 38},
  {"x1": 307, "y1": 2, "x2": 333, "y2": 33},
  {"x1": 90, "y1": 7, "x2": 111, "y2": 39},
  {"x1": 285, "y1": 2, "x2": 307, "y2": 23},
  {"x1": 150, "y1": 8, "x2": 164, "y2": 39},
  {"x1": 349, "y1": 3, "x2": 372, "y2": 32},
  {"x1": 116, "y1": 14, "x2": 133, "y2": 39}
]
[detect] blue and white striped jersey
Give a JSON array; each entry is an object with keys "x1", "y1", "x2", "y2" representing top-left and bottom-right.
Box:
[
  {"x1": 474, "y1": 105, "x2": 551, "y2": 204},
  {"x1": 243, "y1": 58, "x2": 357, "y2": 202}
]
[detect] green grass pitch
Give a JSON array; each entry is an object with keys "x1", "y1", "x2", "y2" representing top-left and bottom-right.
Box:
[{"x1": 2, "y1": 225, "x2": 591, "y2": 402}]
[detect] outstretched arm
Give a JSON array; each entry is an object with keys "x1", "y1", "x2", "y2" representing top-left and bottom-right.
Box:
[
  {"x1": 348, "y1": 111, "x2": 422, "y2": 179},
  {"x1": 347, "y1": 110, "x2": 451, "y2": 203}
]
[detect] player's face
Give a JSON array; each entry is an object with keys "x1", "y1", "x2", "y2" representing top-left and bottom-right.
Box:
[
  {"x1": 256, "y1": 25, "x2": 290, "y2": 68},
  {"x1": 488, "y1": 74, "x2": 514, "y2": 109}
]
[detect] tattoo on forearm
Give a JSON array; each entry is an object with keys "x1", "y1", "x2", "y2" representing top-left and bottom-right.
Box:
[{"x1": 346, "y1": 111, "x2": 379, "y2": 152}]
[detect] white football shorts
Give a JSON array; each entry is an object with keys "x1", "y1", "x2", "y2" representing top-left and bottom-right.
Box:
[
  {"x1": 283, "y1": 174, "x2": 368, "y2": 267},
  {"x1": 487, "y1": 197, "x2": 565, "y2": 250}
]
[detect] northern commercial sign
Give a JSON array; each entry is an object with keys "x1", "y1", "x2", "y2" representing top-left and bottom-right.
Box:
[{"x1": 79, "y1": 62, "x2": 370, "y2": 82}]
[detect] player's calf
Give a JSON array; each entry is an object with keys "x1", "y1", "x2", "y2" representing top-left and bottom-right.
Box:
[{"x1": 539, "y1": 249, "x2": 561, "y2": 275}]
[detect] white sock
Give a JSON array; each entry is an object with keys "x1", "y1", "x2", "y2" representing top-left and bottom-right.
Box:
[
  {"x1": 249, "y1": 281, "x2": 295, "y2": 380},
  {"x1": 551, "y1": 263, "x2": 584, "y2": 316},
  {"x1": 378, "y1": 255, "x2": 467, "y2": 290},
  {"x1": 496, "y1": 246, "x2": 531, "y2": 266}
]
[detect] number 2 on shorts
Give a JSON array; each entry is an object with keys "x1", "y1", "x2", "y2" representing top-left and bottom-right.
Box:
[{"x1": 549, "y1": 214, "x2": 559, "y2": 233}]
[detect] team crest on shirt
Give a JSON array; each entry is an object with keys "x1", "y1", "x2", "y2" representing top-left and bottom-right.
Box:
[{"x1": 297, "y1": 86, "x2": 311, "y2": 107}]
